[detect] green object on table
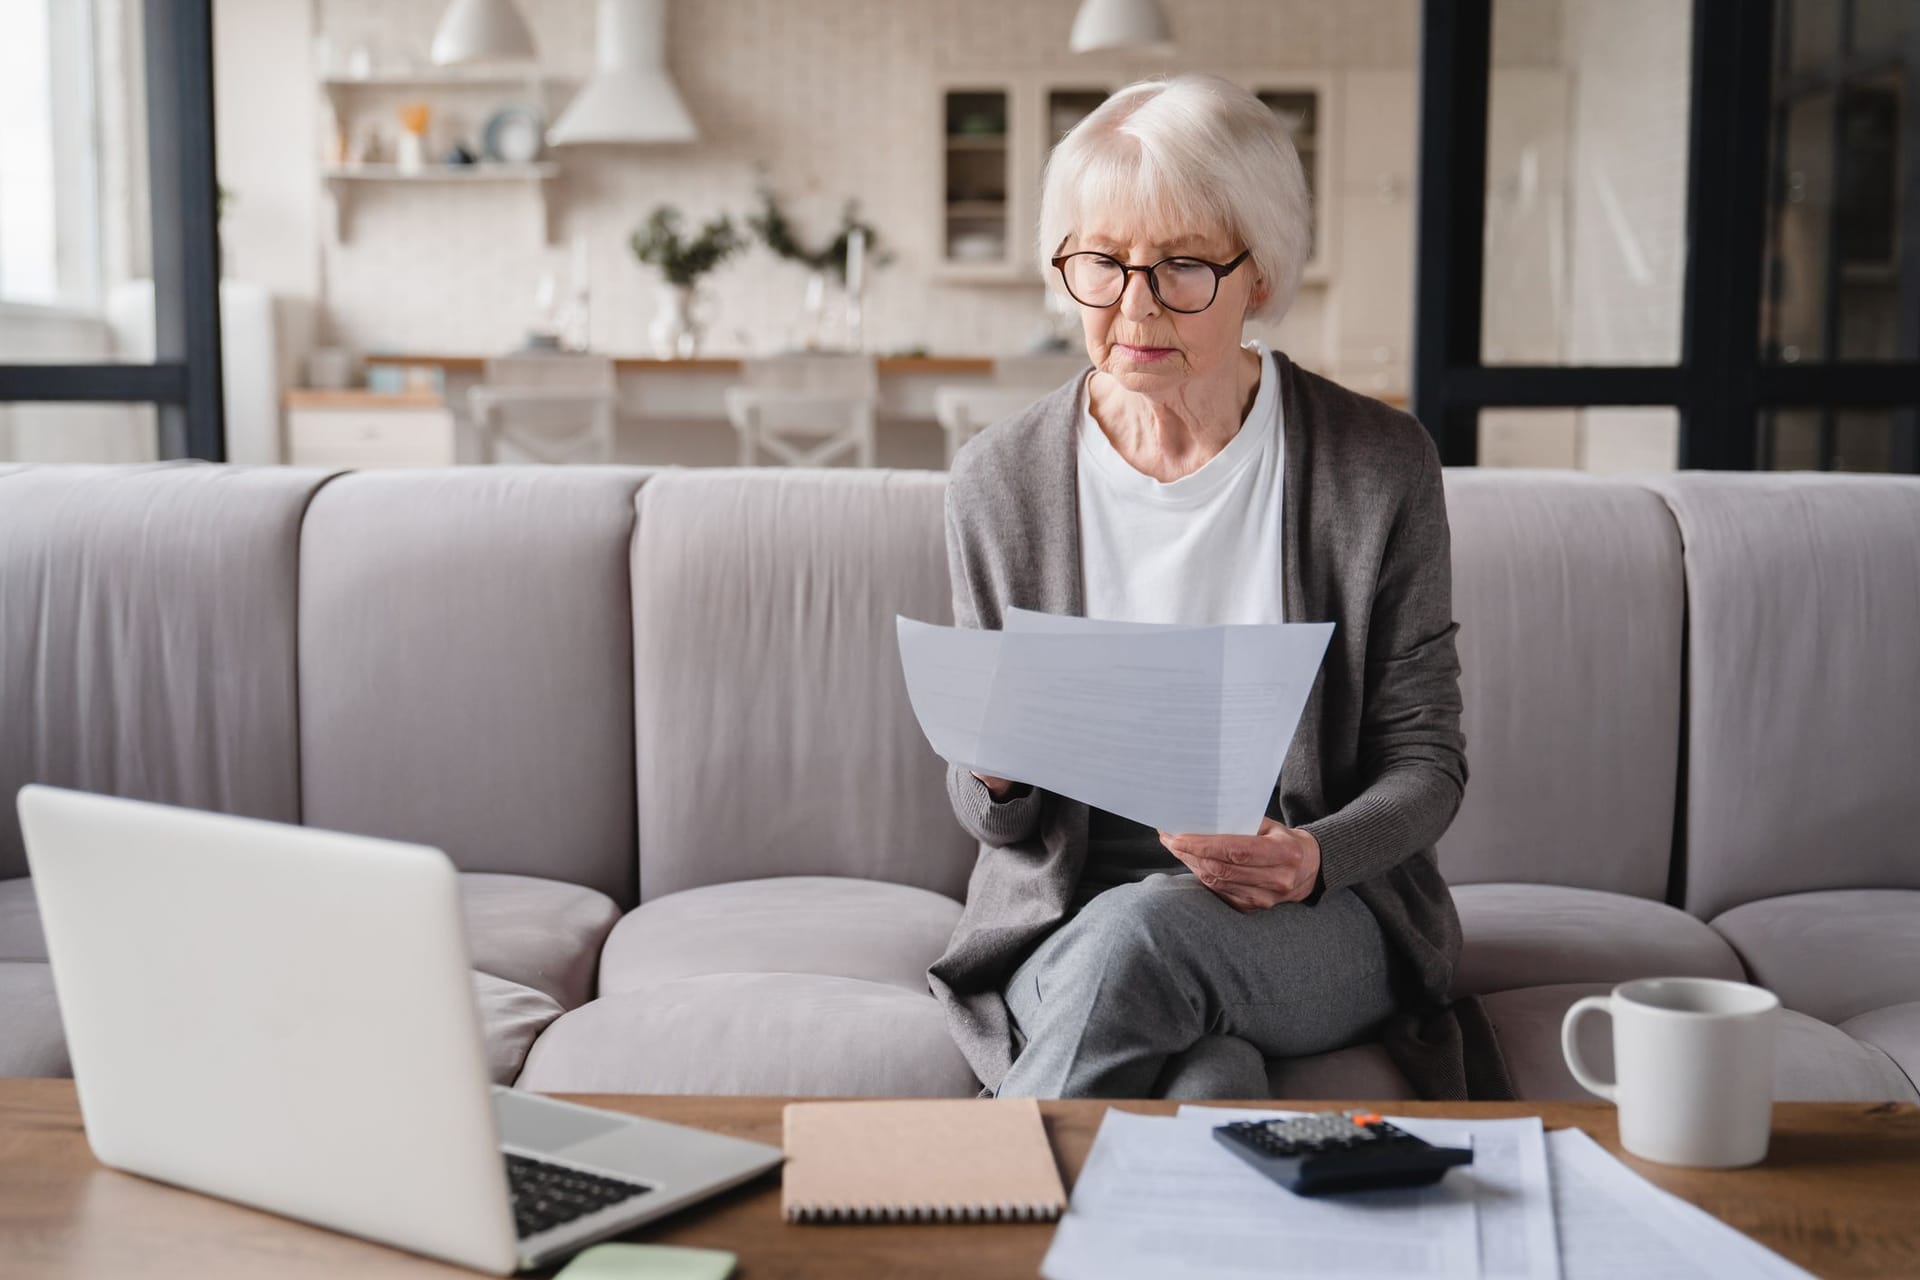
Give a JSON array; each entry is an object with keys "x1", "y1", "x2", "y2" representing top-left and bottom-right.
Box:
[{"x1": 552, "y1": 1243, "x2": 737, "y2": 1280}]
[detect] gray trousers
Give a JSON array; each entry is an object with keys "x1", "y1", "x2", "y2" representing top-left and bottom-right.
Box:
[{"x1": 996, "y1": 872, "x2": 1398, "y2": 1099}]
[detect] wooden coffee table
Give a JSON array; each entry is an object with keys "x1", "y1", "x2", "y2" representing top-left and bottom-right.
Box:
[{"x1": 2, "y1": 1081, "x2": 1916, "y2": 1278}]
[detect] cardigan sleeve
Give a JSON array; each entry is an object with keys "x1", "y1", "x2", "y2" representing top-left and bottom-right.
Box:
[
  {"x1": 1300, "y1": 429, "x2": 1469, "y2": 892},
  {"x1": 940, "y1": 479, "x2": 1048, "y2": 847}
]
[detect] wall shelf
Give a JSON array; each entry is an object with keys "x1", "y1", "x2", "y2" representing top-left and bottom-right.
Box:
[{"x1": 322, "y1": 164, "x2": 559, "y2": 243}]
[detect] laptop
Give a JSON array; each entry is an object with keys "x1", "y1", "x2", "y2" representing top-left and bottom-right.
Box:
[{"x1": 17, "y1": 784, "x2": 784, "y2": 1274}]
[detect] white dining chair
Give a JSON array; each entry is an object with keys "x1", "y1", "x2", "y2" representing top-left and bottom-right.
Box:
[
  {"x1": 723, "y1": 354, "x2": 879, "y2": 468},
  {"x1": 933, "y1": 353, "x2": 1089, "y2": 466},
  {"x1": 469, "y1": 353, "x2": 619, "y2": 465}
]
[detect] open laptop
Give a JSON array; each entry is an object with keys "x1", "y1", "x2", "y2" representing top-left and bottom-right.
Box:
[{"x1": 17, "y1": 784, "x2": 784, "y2": 1274}]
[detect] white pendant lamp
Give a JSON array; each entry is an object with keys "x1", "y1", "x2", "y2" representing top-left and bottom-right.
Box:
[
  {"x1": 1069, "y1": 0, "x2": 1174, "y2": 53},
  {"x1": 430, "y1": 0, "x2": 536, "y2": 66},
  {"x1": 547, "y1": 0, "x2": 697, "y2": 145}
]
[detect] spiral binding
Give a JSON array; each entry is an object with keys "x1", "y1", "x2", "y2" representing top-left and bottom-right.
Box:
[{"x1": 786, "y1": 1201, "x2": 1062, "y2": 1224}]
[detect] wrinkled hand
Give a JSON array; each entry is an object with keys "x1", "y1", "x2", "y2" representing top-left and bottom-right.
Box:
[{"x1": 1158, "y1": 818, "x2": 1321, "y2": 912}]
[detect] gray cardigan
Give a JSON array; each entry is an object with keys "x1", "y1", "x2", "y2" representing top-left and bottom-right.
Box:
[{"x1": 926, "y1": 351, "x2": 1514, "y2": 1101}]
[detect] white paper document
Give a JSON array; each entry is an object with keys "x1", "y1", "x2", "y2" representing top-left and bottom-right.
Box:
[
  {"x1": 1039, "y1": 1109, "x2": 1479, "y2": 1280},
  {"x1": 1545, "y1": 1128, "x2": 1815, "y2": 1280},
  {"x1": 1176, "y1": 1106, "x2": 1560, "y2": 1280},
  {"x1": 895, "y1": 609, "x2": 1334, "y2": 834}
]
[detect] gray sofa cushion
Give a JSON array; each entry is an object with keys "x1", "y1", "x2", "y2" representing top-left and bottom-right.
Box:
[
  {"x1": 299, "y1": 468, "x2": 656, "y2": 906},
  {"x1": 1641, "y1": 475, "x2": 1920, "y2": 918},
  {"x1": 1437, "y1": 475, "x2": 1683, "y2": 896},
  {"x1": 597, "y1": 876, "x2": 962, "y2": 996},
  {"x1": 630, "y1": 470, "x2": 975, "y2": 903},
  {"x1": 1710, "y1": 889, "x2": 1920, "y2": 1025},
  {"x1": 0, "y1": 878, "x2": 46, "y2": 962},
  {"x1": 0, "y1": 962, "x2": 68, "y2": 1076},
  {"x1": 1839, "y1": 1003, "x2": 1920, "y2": 1094},
  {"x1": 516, "y1": 974, "x2": 977, "y2": 1096},
  {"x1": 0, "y1": 463, "x2": 334, "y2": 879},
  {"x1": 473, "y1": 972, "x2": 565, "y2": 1086},
  {"x1": 1453, "y1": 883, "x2": 1744, "y2": 996},
  {"x1": 1481, "y1": 982, "x2": 1918, "y2": 1103},
  {"x1": 461, "y1": 873, "x2": 622, "y2": 1010}
]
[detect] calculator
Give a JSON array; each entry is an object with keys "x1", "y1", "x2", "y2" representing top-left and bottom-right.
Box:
[{"x1": 1212, "y1": 1110, "x2": 1473, "y2": 1196}]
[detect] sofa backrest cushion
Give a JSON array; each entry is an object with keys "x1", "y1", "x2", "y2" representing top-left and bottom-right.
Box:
[
  {"x1": 1643, "y1": 474, "x2": 1920, "y2": 918},
  {"x1": 298, "y1": 468, "x2": 653, "y2": 906},
  {"x1": 1436, "y1": 472, "x2": 1685, "y2": 899},
  {"x1": 630, "y1": 470, "x2": 974, "y2": 902},
  {"x1": 0, "y1": 463, "x2": 328, "y2": 878}
]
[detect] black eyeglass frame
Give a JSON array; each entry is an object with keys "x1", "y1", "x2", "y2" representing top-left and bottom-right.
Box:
[{"x1": 1049, "y1": 247, "x2": 1255, "y2": 314}]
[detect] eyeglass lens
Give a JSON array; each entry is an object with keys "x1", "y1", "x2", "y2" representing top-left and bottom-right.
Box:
[{"x1": 1060, "y1": 254, "x2": 1220, "y2": 312}]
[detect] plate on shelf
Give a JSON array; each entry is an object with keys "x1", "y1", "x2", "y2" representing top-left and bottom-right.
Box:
[{"x1": 482, "y1": 106, "x2": 545, "y2": 164}]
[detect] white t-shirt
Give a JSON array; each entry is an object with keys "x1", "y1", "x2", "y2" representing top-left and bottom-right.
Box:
[{"x1": 1076, "y1": 339, "x2": 1285, "y2": 626}]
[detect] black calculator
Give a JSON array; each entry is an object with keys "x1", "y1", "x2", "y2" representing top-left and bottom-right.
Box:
[{"x1": 1213, "y1": 1110, "x2": 1473, "y2": 1196}]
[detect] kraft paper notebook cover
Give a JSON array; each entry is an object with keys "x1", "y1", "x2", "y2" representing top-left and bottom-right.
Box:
[{"x1": 781, "y1": 1098, "x2": 1069, "y2": 1224}]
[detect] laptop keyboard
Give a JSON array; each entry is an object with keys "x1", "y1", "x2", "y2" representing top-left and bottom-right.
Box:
[{"x1": 505, "y1": 1152, "x2": 653, "y2": 1239}]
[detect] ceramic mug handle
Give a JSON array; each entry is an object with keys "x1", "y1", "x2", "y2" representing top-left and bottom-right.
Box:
[{"x1": 1561, "y1": 995, "x2": 1618, "y2": 1101}]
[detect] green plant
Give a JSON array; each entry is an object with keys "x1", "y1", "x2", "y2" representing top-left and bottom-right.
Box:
[
  {"x1": 628, "y1": 206, "x2": 744, "y2": 287},
  {"x1": 746, "y1": 184, "x2": 893, "y2": 283}
]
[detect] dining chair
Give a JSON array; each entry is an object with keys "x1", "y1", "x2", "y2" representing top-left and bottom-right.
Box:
[
  {"x1": 933, "y1": 353, "x2": 1089, "y2": 467},
  {"x1": 469, "y1": 353, "x2": 619, "y2": 465},
  {"x1": 722, "y1": 354, "x2": 879, "y2": 467}
]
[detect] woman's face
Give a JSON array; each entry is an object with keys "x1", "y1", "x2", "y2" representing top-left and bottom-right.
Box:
[{"x1": 1063, "y1": 225, "x2": 1268, "y2": 398}]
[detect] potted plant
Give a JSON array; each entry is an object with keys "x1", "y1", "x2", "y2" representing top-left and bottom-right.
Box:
[
  {"x1": 746, "y1": 184, "x2": 892, "y2": 350},
  {"x1": 628, "y1": 206, "x2": 745, "y2": 358}
]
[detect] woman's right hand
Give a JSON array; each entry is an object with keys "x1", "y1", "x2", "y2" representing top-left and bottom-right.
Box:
[{"x1": 970, "y1": 771, "x2": 1016, "y2": 798}]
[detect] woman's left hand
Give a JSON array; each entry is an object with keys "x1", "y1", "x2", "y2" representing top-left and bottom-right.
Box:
[{"x1": 1157, "y1": 818, "x2": 1322, "y2": 912}]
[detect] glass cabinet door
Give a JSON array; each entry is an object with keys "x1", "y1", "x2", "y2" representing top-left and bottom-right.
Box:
[{"x1": 943, "y1": 89, "x2": 1011, "y2": 270}]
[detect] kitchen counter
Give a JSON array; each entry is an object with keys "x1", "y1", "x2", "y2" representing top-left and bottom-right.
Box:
[{"x1": 363, "y1": 353, "x2": 997, "y2": 376}]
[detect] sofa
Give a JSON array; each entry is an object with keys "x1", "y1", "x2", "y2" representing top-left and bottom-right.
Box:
[{"x1": 1, "y1": 461, "x2": 1915, "y2": 1103}]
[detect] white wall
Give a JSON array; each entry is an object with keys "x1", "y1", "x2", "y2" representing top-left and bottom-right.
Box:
[{"x1": 293, "y1": 0, "x2": 1505, "y2": 366}]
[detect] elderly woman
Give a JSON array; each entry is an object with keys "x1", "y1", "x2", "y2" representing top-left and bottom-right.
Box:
[{"x1": 928, "y1": 74, "x2": 1504, "y2": 1101}]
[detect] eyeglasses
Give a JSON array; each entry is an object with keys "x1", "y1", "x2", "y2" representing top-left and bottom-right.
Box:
[{"x1": 1050, "y1": 248, "x2": 1253, "y2": 314}]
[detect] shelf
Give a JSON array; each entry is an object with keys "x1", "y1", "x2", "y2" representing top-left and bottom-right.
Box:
[
  {"x1": 321, "y1": 69, "x2": 568, "y2": 90},
  {"x1": 323, "y1": 164, "x2": 559, "y2": 243},
  {"x1": 324, "y1": 163, "x2": 558, "y2": 181},
  {"x1": 931, "y1": 261, "x2": 1040, "y2": 285}
]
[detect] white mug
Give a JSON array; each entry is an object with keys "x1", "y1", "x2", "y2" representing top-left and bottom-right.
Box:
[{"x1": 1561, "y1": 976, "x2": 1780, "y2": 1168}]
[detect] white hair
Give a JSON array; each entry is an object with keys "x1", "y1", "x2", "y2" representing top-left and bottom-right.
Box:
[{"x1": 1035, "y1": 74, "x2": 1311, "y2": 324}]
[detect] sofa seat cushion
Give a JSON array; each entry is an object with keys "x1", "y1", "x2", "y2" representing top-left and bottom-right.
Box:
[
  {"x1": 1452, "y1": 883, "x2": 1745, "y2": 996},
  {"x1": 1710, "y1": 889, "x2": 1920, "y2": 1025},
  {"x1": 1481, "y1": 983, "x2": 1918, "y2": 1103},
  {"x1": 0, "y1": 962, "x2": 68, "y2": 1076},
  {"x1": 597, "y1": 876, "x2": 963, "y2": 996},
  {"x1": 516, "y1": 973, "x2": 977, "y2": 1096},
  {"x1": 460, "y1": 873, "x2": 622, "y2": 1010},
  {"x1": 473, "y1": 972, "x2": 564, "y2": 1086},
  {"x1": 1838, "y1": 1003, "x2": 1920, "y2": 1094},
  {"x1": 0, "y1": 879, "x2": 46, "y2": 962}
]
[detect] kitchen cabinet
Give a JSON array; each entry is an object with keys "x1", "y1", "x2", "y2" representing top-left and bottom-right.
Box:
[
  {"x1": 286, "y1": 391, "x2": 456, "y2": 468},
  {"x1": 938, "y1": 73, "x2": 1331, "y2": 284}
]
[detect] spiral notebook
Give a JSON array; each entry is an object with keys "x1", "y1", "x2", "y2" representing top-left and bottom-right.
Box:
[{"x1": 781, "y1": 1098, "x2": 1068, "y2": 1224}]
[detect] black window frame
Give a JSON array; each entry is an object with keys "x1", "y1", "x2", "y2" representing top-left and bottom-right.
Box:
[
  {"x1": 0, "y1": 0, "x2": 225, "y2": 462},
  {"x1": 1413, "y1": 0, "x2": 1920, "y2": 473}
]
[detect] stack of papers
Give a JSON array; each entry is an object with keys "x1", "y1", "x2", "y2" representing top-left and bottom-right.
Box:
[
  {"x1": 1037, "y1": 1107, "x2": 1817, "y2": 1280},
  {"x1": 896, "y1": 609, "x2": 1334, "y2": 835}
]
